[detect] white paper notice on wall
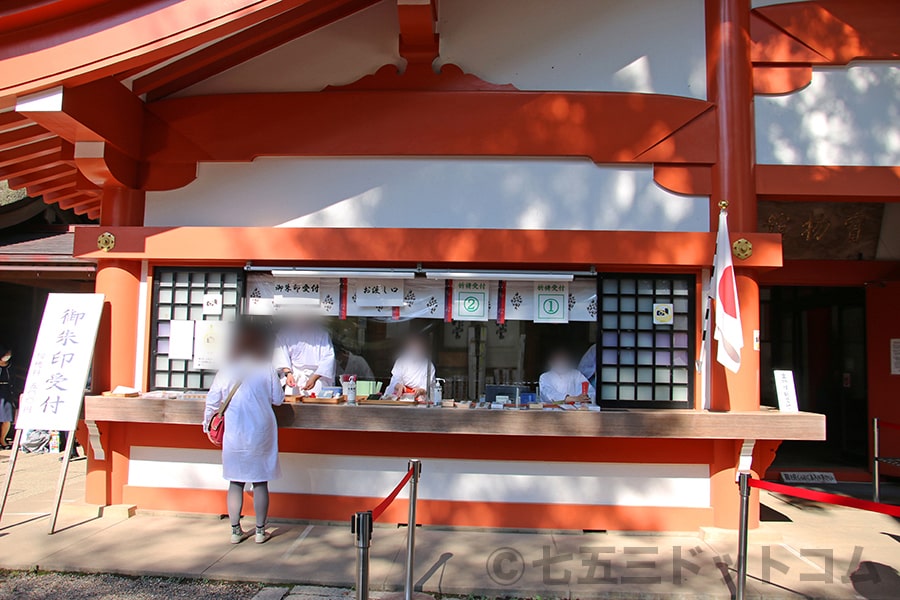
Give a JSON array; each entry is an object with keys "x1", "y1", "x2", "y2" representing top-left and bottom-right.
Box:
[
  {"x1": 453, "y1": 280, "x2": 490, "y2": 321},
  {"x1": 534, "y1": 282, "x2": 569, "y2": 324},
  {"x1": 891, "y1": 339, "x2": 900, "y2": 375},
  {"x1": 193, "y1": 320, "x2": 230, "y2": 371},
  {"x1": 356, "y1": 280, "x2": 405, "y2": 307},
  {"x1": 202, "y1": 293, "x2": 223, "y2": 316},
  {"x1": 16, "y1": 293, "x2": 104, "y2": 432},
  {"x1": 168, "y1": 320, "x2": 195, "y2": 360},
  {"x1": 773, "y1": 370, "x2": 799, "y2": 412}
]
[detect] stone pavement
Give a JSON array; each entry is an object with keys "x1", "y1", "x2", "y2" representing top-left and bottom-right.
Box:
[{"x1": 2, "y1": 448, "x2": 899, "y2": 599}]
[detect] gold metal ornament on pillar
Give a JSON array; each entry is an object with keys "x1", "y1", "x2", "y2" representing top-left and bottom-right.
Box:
[
  {"x1": 97, "y1": 232, "x2": 116, "y2": 252},
  {"x1": 732, "y1": 238, "x2": 752, "y2": 260}
]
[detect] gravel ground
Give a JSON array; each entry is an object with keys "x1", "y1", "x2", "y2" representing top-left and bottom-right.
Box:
[{"x1": 0, "y1": 571, "x2": 267, "y2": 600}]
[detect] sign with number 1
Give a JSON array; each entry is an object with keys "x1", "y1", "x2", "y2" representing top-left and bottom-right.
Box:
[{"x1": 534, "y1": 282, "x2": 569, "y2": 323}]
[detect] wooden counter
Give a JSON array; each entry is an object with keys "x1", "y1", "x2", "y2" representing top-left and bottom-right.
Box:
[{"x1": 84, "y1": 396, "x2": 825, "y2": 440}]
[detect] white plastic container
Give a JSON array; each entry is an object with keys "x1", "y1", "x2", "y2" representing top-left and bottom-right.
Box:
[{"x1": 342, "y1": 374, "x2": 358, "y2": 405}]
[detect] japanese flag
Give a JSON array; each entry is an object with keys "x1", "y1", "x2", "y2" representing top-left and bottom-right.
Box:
[{"x1": 713, "y1": 210, "x2": 743, "y2": 373}]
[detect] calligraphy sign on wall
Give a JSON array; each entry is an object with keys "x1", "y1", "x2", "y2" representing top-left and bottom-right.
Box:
[
  {"x1": 759, "y1": 201, "x2": 884, "y2": 260},
  {"x1": 16, "y1": 294, "x2": 104, "y2": 432}
]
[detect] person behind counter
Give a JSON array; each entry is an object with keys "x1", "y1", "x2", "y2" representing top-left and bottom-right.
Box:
[
  {"x1": 203, "y1": 320, "x2": 284, "y2": 545},
  {"x1": 334, "y1": 342, "x2": 374, "y2": 381},
  {"x1": 385, "y1": 333, "x2": 436, "y2": 402},
  {"x1": 274, "y1": 316, "x2": 335, "y2": 396},
  {"x1": 540, "y1": 348, "x2": 596, "y2": 404}
]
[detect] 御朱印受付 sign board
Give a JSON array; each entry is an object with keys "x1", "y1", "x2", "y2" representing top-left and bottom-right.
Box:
[{"x1": 16, "y1": 293, "x2": 104, "y2": 432}]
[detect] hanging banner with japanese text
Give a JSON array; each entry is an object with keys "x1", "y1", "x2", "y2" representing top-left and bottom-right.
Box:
[
  {"x1": 16, "y1": 293, "x2": 104, "y2": 432},
  {"x1": 453, "y1": 280, "x2": 491, "y2": 321},
  {"x1": 273, "y1": 278, "x2": 321, "y2": 306},
  {"x1": 534, "y1": 282, "x2": 569, "y2": 323},
  {"x1": 355, "y1": 280, "x2": 405, "y2": 307}
]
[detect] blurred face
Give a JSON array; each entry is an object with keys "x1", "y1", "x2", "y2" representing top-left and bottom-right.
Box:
[
  {"x1": 549, "y1": 352, "x2": 572, "y2": 374},
  {"x1": 0, "y1": 352, "x2": 10, "y2": 364},
  {"x1": 406, "y1": 337, "x2": 428, "y2": 359}
]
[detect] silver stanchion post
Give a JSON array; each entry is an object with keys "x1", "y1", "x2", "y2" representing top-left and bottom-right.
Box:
[
  {"x1": 873, "y1": 418, "x2": 880, "y2": 503},
  {"x1": 352, "y1": 511, "x2": 373, "y2": 600},
  {"x1": 736, "y1": 472, "x2": 751, "y2": 600},
  {"x1": 404, "y1": 459, "x2": 422, "y2": 600}
]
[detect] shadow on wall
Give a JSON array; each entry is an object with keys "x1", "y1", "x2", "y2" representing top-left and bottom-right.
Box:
[
  {"x1": 146, "y1": 158, "x2": 709, "y2": 232},
  {"x1": 756, "y1": 64, "x2": 900, "y2": 166},
  {"x1": 437, "y1": 0, "x2": 707, "y2": 98}
]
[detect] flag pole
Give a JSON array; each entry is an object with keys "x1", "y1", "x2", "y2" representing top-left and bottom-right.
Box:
[{"x1": 699, "y1": 201, "x2": 729, "y2": 410}]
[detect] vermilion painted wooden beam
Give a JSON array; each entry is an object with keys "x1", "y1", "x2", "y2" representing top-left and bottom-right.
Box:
[
  {"x1": 85, "y1": 206, "x2": 101, "y2": 220},
  {"x1": 71, "y1": 226, "x2": 783, "y2": 269},
  {"x1": 43, "y1": 187, "x2": 88, "y2": 204},
  {"x1": 0, "y1": 124, "x2": 52, "y2": 151},
  {"x1": 398, "y1": 0, "x2": 439, "y2": 64},
  {"x1": 0, "y1": 138, "x2": 61, "y2": 167},
  {"x1": 757, "y1": 260, "x2": 900, "y2": 286},
  {"x1": 0, "y1": 0, "x2": 331, "y2": 101},
  {"x1": 0, "y1": 0, "x2": 123, "y2": 35},
  {"x1": 142, "y1": 90, "x2": 715, "y2": 189},
  {"x1": 136, "y1": 0, "x2": 379, "y2": 100},
  {"x1": 0, "y1": 111, "x2": 29, "y2": 132},
  {"x1": 18, "y1": 79, "x2": 143, "y2": 158},
  {"x1": 28, "y1": 178, "x2": 77, "y2": 198},
  {"x1": 0, "y1": 153, "x2": 63, "y2": 180},
  {"x1": 59, "y1": 193, "x2": 101, "y2": 210},
  {"x1": 73, "y1": 201, "x2": 100, "y2": 216},
  {"x1": 757, "y1": 165, "x2": 900, "y2": 200},
  {"x1": 7, "y1": 163, "x2": 76, "y2": 189},
  {"x1": 756, "y1": 0, "x2": 900, "y2": 64}
]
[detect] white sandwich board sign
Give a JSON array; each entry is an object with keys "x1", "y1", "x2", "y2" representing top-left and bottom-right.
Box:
[{"x1": 16, "y1": 293, "x2": 104, "y2": 432}]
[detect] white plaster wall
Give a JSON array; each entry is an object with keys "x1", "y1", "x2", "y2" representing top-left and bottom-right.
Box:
[
  {"x1": 438, "y1": 0, "x2": 707, "y2": 98},
  {"x1": 755, "y1": 63, "x2": 900, "y2": 166},
  {"x1": 144, "y1": 157, "x2": 709, "y2": 232},
  {"x1": 178, "y1": 1, "x2": 401, "y2": 96},
  {"x1": 128, "y1": 447, "x2": 712, "y2": 508},
  {"x1": 180, "y1": 0, "x2": 706, "y2": 97}
]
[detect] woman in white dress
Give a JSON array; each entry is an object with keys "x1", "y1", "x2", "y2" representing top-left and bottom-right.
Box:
[{"x1": 204, "y1": 321, "x2": 284, "y2": 544}]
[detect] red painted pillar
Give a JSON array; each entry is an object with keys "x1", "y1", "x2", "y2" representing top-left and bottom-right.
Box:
[
  {"x1": 706, "y1": 0, "x2": 759, "y2": 413},
  {"x1": 706, "y1": 0, "x2": 761, "y2": 529},
  {"x1": 866, "y1": 282, "x2": 900, "y2": 475},
  {"x1": 85, "y1": 186, "x2": 144, "y2": 505}
]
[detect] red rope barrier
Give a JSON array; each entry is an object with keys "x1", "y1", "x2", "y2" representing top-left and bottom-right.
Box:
[
  {"x1": 750, "y1": 478, "x2": 900, "y2": 517},
  {"x1": 371, "y1": 467, "x2": 414, "y2": 521},
  {"x1": 877, "y1": 419, "x2": 900, "y2": 432}
]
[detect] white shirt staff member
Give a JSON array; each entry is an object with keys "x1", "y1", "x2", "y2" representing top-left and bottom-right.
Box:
[
  {"x1": 539, "y1": 349, "x2": 596, "y2": 404},
  {"x1": 274, "y1": 320, "x2": 335, "y2": 396},
  {"x1": 386, "y1": 334, "x2": 436, "y2": 401}
]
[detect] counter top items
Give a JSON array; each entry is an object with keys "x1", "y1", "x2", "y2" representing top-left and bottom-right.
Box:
[{"x1": 297, "y1": 394, "x2": 345, "y2": 404}]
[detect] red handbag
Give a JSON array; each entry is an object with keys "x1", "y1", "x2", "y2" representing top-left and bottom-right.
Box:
[{"x1": 207, "y1": 380, "x2": 242, "y2": 447}]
